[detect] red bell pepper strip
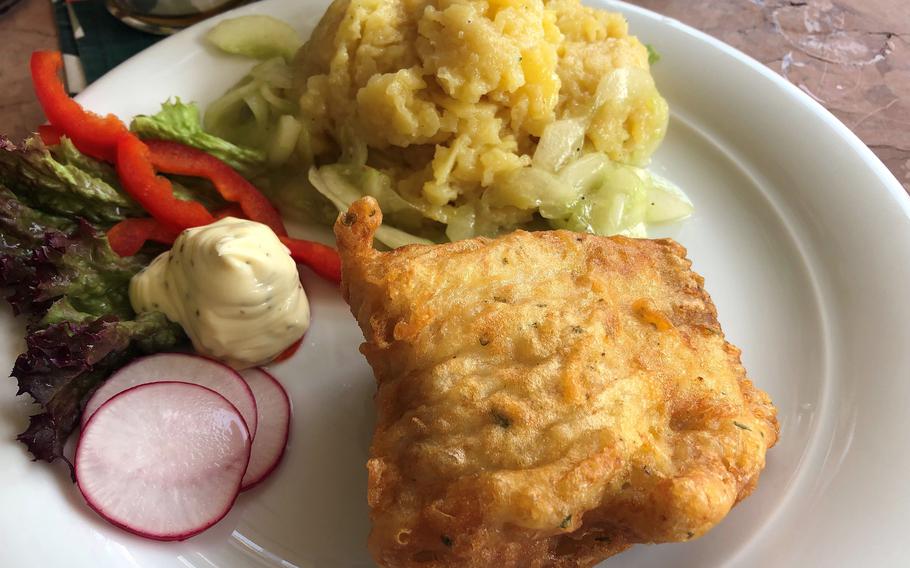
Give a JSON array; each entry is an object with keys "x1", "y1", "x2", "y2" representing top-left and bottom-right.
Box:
[
  {"x1": 279, "y1": 236, "x2": 342, "y2": 283},
  {"x1": 30, "y1": 51, "x2": 129, "y2": 162},
  {"x1": 107, "y1": 218, "x2": 180, "y2": 257},
  {"x1": 272, "y1": 337, "x2": 303, "y2": 363},
  {"x1": 107, "y1": 204, "x2": 248, "y2": 257},
  {"x1": 38, "y1": 125, "x2": 62, "y2": 147},
  {"x1": 144, "y1": 139, "x2": 287, "y2": 236},
  {"x1": 30, "y1": 52, "x2": 216, "y2": 230},
  {"x1": 108, "y1": 217, "x2": 340, "y2": 283},
  {"x1": 116, "y1": 134, "x2": 215, "y2": 231}
]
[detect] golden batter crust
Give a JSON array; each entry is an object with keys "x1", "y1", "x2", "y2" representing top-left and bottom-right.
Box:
[{"x1": 335, "y1": 197, "x2": 778, "y2": 568}]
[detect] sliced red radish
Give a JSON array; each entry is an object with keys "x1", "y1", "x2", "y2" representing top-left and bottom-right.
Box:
[
  {"x1": 82, "y1": 353, "x2": 258, "y2": 437},
  {"x1": 75, "y1": 381, "x2": 251, "y2": 541},
  {"x1": 240, "y1": 368, "x2": 292, "y2": 490}
]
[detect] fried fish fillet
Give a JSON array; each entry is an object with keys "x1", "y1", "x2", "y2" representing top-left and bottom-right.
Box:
[{"x1": 335, "y1": 197, "x2": 778, "y2": 568}]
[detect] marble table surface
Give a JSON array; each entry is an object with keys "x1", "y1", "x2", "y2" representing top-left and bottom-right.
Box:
[{"x1": 0, "y1": 0, "x2": 906, "y2": 191}]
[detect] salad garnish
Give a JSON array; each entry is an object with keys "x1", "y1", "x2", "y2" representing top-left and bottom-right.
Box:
[{"x1": 2, "y1": 48, "x2": 340, "y2": 470}]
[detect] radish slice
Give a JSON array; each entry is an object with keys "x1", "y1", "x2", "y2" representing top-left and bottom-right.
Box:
[
  {"x1": 240, "y1": 368, "x2": 292, "y2": 490},
  {"x1": 82, "y1": 353, "x2": 258, "y2": 437},
  {"x1": 75, "y1": 381, "x2": 251, "y2": 541}
]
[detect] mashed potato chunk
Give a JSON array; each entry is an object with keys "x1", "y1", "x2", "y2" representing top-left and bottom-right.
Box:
[{"x1": 295, "y1": 0, "x2": 668, "y2": 236}]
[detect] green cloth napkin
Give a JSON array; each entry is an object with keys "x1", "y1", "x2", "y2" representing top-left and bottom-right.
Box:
[{"x1": 52, "y1": 0, "x2": 161, "y2": 92}]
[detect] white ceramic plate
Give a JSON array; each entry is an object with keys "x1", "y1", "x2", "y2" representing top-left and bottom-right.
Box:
[{"x1": 2, "y1": 0, "x2": 909, "y2": 566}]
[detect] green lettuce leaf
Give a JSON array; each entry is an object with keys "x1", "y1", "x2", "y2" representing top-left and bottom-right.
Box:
[
  {"x1": 0, "y1": 186, "x2": 149, "y2": 319},
  {"x1": 0, "y1": 134, "x2": 227, "y2": 224},
  {"x1": 131, "y1": 98, "x2": 266, "y2": 177},
  {"x1": 0, "y1": 136, "x2": 143, "y2": 224},
  {"x1": 50, "y1": 137, "x2": 122, "y2": 188},
  {"x1": 0, "y1": 183, "x2": 185, "y2": 468},
  {"x1": 646, "y1": 44, "x2": 661, "y2": 65},
  {"x1": 14, "y1": 311, "x2": 182, "y2": 467}
]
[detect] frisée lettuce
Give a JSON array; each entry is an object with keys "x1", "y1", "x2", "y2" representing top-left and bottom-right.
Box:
[
  {"x1": 0, "y1": 136, "x2": 142, "y2": 224},
  {"x1": 0, "y1": 136, "x2": 186, "y2": 470},
  {"x1": 130, "y1": 99, "x2": 266, "y2": 177}
]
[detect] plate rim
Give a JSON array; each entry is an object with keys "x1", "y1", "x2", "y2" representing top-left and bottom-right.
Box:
[{"x1": 17, "y1": 0, "x2": 906, "y2": 566}]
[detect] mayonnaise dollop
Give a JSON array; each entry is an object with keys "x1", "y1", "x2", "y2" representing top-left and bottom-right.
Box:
[{"x1": 130, "y1": 217, "x2": 310, "y2": 369}]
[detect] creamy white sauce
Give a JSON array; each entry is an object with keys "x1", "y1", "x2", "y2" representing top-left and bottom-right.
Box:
[{"x1": 130, "y1": 217, "x2": 310, "y2": 369}]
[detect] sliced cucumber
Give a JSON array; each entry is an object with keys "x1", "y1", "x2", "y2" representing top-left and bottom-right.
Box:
[
  {"x1": 643, "y1": 172, "x2": 694, "y2": 224},
  {"x1": 206, "y1": 15, "x2": 302, "y2": 61}
]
